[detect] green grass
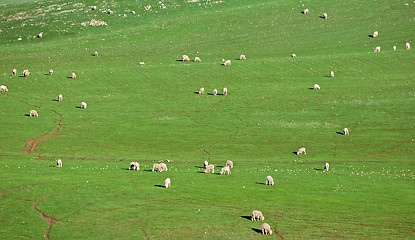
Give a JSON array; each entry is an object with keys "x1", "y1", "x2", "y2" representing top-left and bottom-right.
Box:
[{"x1": 0, "y1": 0, "x2": 414, "y2": 239}]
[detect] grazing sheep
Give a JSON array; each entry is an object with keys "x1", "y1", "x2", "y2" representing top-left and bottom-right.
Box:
[
  {"x1": 323, "y1": 13, "x2": 327, "y2": 19},
  {"x1": 37, "y1": 32, "x2": 43, "y2": 39},
  {"x1": 0, "y1": 85, "x2": 8, "y2": 92},
  {"x1": 240, "y1": 54, "x2": 246, "y2": 60},
  {"x1": 266, "y1": 176, "x2": 274, "y2": 185},
  {"x1": 29, "y1": 110, "x2": 38, "y2": 117},
  {"x1": 58, "y1": 94, "x2": 63, "y2": 102},
  {"x1": 220, "y1": 166, "x2": 231, "y2": 175},
  {"x1": 12, "y1": 69, "x2": 17, "y2": 75},
  {"x1": 204, "y1": 161, "x2": 208, "y2": 169},
  {"x1": 262, "y1": 223, "x2": 272, "y2": 235},
  {"x1": 303, "y1": 8, "x2": 309, "y2": 14},
  {"x1": 81, "y1": 102, "x2": 87, "y2": 109},
  {"x1": 224, "y1": 60, "x2": 231, "y2": 65},
  {"x1": 330, "y1": 71, "x2": 334, "y2": 77},
  {"x1": 160, "y1": 163, "x2": 168, "y2": 172},
  {"x1": 72, "y1": 72, "x2": 76, "y2": 79},
  {"x1": 194, "y1": 57, "x2": 201, "y2": 62},
  {"x1": 165, "y1": 178, "x2": 171, "y2": 188},
  {"x1": 373, "y1": 31, "x2": 378, "y2": 38},
  {"x1": 23, "y1": 69, "x2": 30, "y2": 77},
  {"x1": 129, "y1": 162, "x2": 140, "y2": 171},
  {"x1": 314, "y1": 84, "x2": 320, "y2": 90},
  {"x1": 406, "y1": 42, "x2": 411, "y2": 50},
  {"x1": 94, "y1": 51, "x2": 98, "y2": 56},
  {"x1": 182, "y1": 55, "x2": 190, "y2": 61},
  {"x1": 152, "y1": 163, "x2": 163, "y2": 172},
  {"x1": 393, "y1": 46, "x2": 397, "y2": 51},
  {"x1": 204, "y1": 164, "x2": 215, "y2": 173},
  {"x1": 374, "y1": 46, "x2": 381, "y2": 52},
  {"x1": 91, "y1": 6, "x2": 97, "y2": 10},
  {"x1": 49, "y1": 69, "x2": 54, "y2": 75},
  {"x1": 226, "y1": 160, "x2": 233, "y2": 168},
  {"x1": 291, "y1": 54, "x2": 296, "y2": 58},
  {"x1": 324, "y1": 162, "x2": 329, "y2": 172},
  {"x1": 297, "y1": 147, "x2": 306, "y2": 155},
  {"x1": 343, "y1": 127, "x2": 349, "y2": 135},
  {"x1": 213, "y1": 89, "x2": 218, "y2": 95},
  {"x1": 57, "y1": 159, "x2": 62, "y2": 167},
  {"x1": 252, "y1": 210, "x2": 264, "y2": 221},
  {"x1": 223, "y1": 88, "x2": 228, "y2": 95},
  {"x1": 199, "y1": 87, "x2": 205, "y2": 94}
]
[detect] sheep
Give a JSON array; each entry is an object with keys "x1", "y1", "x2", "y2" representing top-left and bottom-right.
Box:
[
  {"x1": 91, "y1": 6, "x2": 97, "y2": 10},
  {"x1": 330, "y1": 71, "x2": 334, "y2": 77},
  {"x1": 72, "y1": 72, "x2": 77, "y2": 79},
  {"x1": 0, "y1": 85, "x2": 8, "y2": 92},
  {"x1": 194, "y1": 57, "x2": 201, "y2": 62},
  {"x1": 58, "y1": 94, "x2": 63, "y2": 102},
  {"x1": 223, "y1": 88, "x2": 228, "y2": 95},
  {"x1": 372, "y1": 31, "x2": 378, "y2": 38},
  {"x1": 323, "y1": 13, "x2": 328, "y2": 19},
  {"x1": 303, "y1": 8, "x2": 309, "y2": 14},
  {"x1": 204, "y1": 164, "x2": 215, "y2": 173},
  {"x1": 213, "y1": 89, "x2": 218, "y2": 95},
  {"x1": 165, "y1": 178, "x2": 171, "y2": 188},
  {"x1": 182, "y1": 55, "x2": 190, "y2": 62},
  {"x1": 199, "y1": 87, "x2": 205, "y2": 94},
  {"x1": 152, "y1": 163, "x2": 163, "y2": 172},
  {"x1": 220, "y1": 166, "x2": 231, "y2": 175},
  {"x1": 81, "y1": 102, "x2": 87, "y2": 109},
  {"x1": 160, "y1": 163, "x2": 168, "y2": 172},
  {"x1": 251, "y1": 210, "x2": 264, "y2": 221},
  {"x1": 374, "y1": 46, "x2": 380, "y2": 52},
  {"x1": 343, "y1": 127, "x2": 349, "y2": 135},
  {"x1": 37, "y1": 32, "x2": 43, "y2": 39},
  {"x1": 297, "y1": 147, "x2": 306, "y2": 155},
  {"x1": 23, "y1": 69, "x2": 30, "y2": 77},
  {"x1": 57, "y1": 159, "x2": 62, "y2": 167},
  {"x1": 406, "y1": 42, "x2": 411, "y2": 50},
  {"x1": 314, "y1": 84, "x2": 320, "y2": 90},
  {"x1": 12, "y1": 69, "x2": 17, "y2": 75},
  {"x1": 29, "y1": 110, "x2": 38, "y2": 117},
  {"x1": 204, "y1": 160, "x2": 208, "y2": 169},
  {"x1": 393, "y1": 46, "x2": 397, "y2": 51},
  {"x1": 224, "y1": 60, "x2": 231, "y2": 65},
  {"x1": 49, "y1": 69, "x2": 54, "y2": 75},
  {"x1": 240, "y1": 54, "x2": 246, "y2": 60},
  {"x1": 129, "y1": 162, "x2": 140, "y2": 171},
  {"x1": 291, "y1": 54, "x2": 296, "y2": 58},
  {"x1": 262, "y1": 223, "x2": 272, "y2": 235},
  {"x1": 324, "y1": 162, "x2": 329, "y2": 172},
  {"x1": 226, "y1": 160, "x2": 233, "y2": 168},
  {"x1": 266, "y1": 176, "x2": 274, "y2": 185},
  {"x1": 94, "y1": 51, "x2": 98, "y2": 56}
]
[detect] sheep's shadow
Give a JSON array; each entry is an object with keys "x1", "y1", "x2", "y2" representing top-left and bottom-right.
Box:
[
  {"x1": 207, "y1": 93, "x2": 215, "y2": 95},
  {"x1": 314, "y1": 168, "x2": 323, "y2": 171},
  {"x1": 308, "y1": 87, "x2": 315, "y2": 90},
  {"x1": 154, "y1": 185, "x2": 165, "y2": 188},
  {"x1": 300, "y1": 11, "x2": 306, "y2": 14},
  {"x1": 24, "y1": 114, "x2": 31, "y2": 117},
  {"x1": 193, "y1": 92, "x2": 201, "y2": 95},
  {"x1": 66, "y1": 76, "x2": 73, "y2": 79},
  {"x1": 292, "y1": 152, "x2": 298, "y2": 155},
  {"x1": 44, "y1": 73, "x2": 52, "y2": 76},
  {"x1": 255, "y1": 182, "x2": 266, "y2": 185},
  {"x1": 324, "y1": 75, "x2": 332, "y2": 77},
  {"x1": 336, "y1": 131, "x2": 344, "y2": 135},
  {"x1": 368, "y1": 34, "x2": 374, "y2": 38},
  {"x1": 213, "y1": 172, "x2": 221, "y2": 175},
  {"x1": 75, "y1": 106, "x2": 82, "y2": 109},
  {"x1": 241, "y1": 216, "x2": 252, "y2": 221},
  {"x1": 143, "y1": 169, "x2": 153, "y2": 172},
  {"x1": 252, "y1": 228, "x2": 262, "y2": 234},
  {"x1": 91, "y1": 54, "x2": 97, "y2": 56},
  {"x1": 18, "y1": 75, "x2": 26, "y2": 78},
  {"x1": 176, "y1": 59, "x2": 184, "y2": 62},
  {"x1": 197, "y1": 171, "x2": 206, "y2": 174},
  {"x1": 319, "y1": 16, "x2": 326, "y2": 19},
  {"x1": 52, "y1": 99, "x2": 59, "y2": 102}
]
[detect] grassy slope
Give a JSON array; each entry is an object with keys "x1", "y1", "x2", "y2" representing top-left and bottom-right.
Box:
[{"x1": 0, "y1": 0, "x2": 414, "y2": 239}]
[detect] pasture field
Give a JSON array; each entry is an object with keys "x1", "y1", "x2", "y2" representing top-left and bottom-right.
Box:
[{"x1": 0, "y1": 0, "x2": 414, "y2": 239}]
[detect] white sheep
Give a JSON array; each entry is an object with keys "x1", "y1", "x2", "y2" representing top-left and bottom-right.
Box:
[
  {"x1": 204, "y1": 164, "x2": 215, "y2": 173},
  {"x1": 12, "y1": 69, "x2": 17, "y2": 75},
  {"x1": 160, "y1": 163, "x2": 168, "y2": 172},
  {"x1": 38, "y1": 32, "x2": 43, "y2": 39},
  {"x1": 297, "y1": 147, "x2": 306, "y2": 155},
  {"x1": 152, "y1": 163, "x2": 162, "y2": 172},
  {"x1": 406, "y1": 42, "x2": 411, "y2": 50},
  {"x1": 393, "y1": 46, "x2": 397, "y2": 51},
  {"x1": 199, "y1": 87, "x2": 205, "y2": 94},
  {"x1": 91, "y1": 6, "x2": 97, "y2": 10},
  {"x1": 49, "y1": 69, "x2": 54, "y2": 75},
  {"x1": 30, "y1": 110, "x2": 38, "y2": 117},
  {"x1": 323, "y1": 13, "x2": 328, "y2": 19},
  {"x1": 182, "y1": 55, "x2": 190, "y2": 62},
  {"x1": 94, "y1": 51, "x2": 98, "y2": 56},
  {"x1": 240, "y1": 54, "x2": 246, "y2": 60},
  {"x1": 224, "y1": 60, "x2": 231, "y2": 65},
  {"x1": 23, "y1": 69, "x2": 30, "y2": 77},
  {"x1": 314, "y1": 84, "x2": 320, "y2": 90},
  {"x1": 81, "y1": 102, "x2": 87, "y2": 109},
  {"x1": 58, "y1": 94, "x2": 63, "y2": 102},
  {"x1": 165, "y1": 178, "x2": 171, "y2": 188},
  {"x1": 223, "y1": 88, "x2": 228, "y2": 95},
  {"x1": 220, "y1": 166, "x2": 231, "y2": 175},
  {"x1": 252, "y1": 210, "x2": 264, "y2": 221},
  {"x1": 213, "y1": 89, "x2": 218, "y2": 95},
  {"x1": 262, "y1": 223, "x2": 272, "y2": 235},
  {"x1": 266, "y1": 176, "x2": 274, "y2": 185},
  {"x1": 72, "y1": 72, "x2": 77, "y2": 79},
  {"x1": 372, "y1": 31, "x2": 378, "y2": 38},
  {"x1": 194, "y1": 57, "x2": 201, "y2": 62},
  {"x1": 291, "y1": 54, "x2": 296, "y2": 58},
  {"x1": 303, "y1": 8, "x2": 309, "y2": 14},
  {"x1": 343, "y1": 127, "x2": 349, "y2": 135},
  {"x1": 57, "y1": 159, "x2": 62, "y2": 167},
  {"x1": 330, "y1": 71, "x2": 334, "y2": 77},
  {"x1": 129, "y1": 162, "x2": 140, "y2": 171},
  {"x1": 226, "y1": 160, "x2": 233, "y2": 168},
  {"x1": 324, "y1": 162, "x2": 329, "y2": 172},
  {"x1": 374, "y1": 46, "x2": 380, "y2": 52},
  {"x1": 204, "y1": 161, "x2": 208, "y2": 169},
  {"x1": 0, "y1": 85, "x2": 8, "y2": 92}
]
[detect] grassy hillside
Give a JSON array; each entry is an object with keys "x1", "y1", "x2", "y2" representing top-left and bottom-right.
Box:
[{"x1": 0, "y1": 0, "x2": 414, "y2": 239}]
